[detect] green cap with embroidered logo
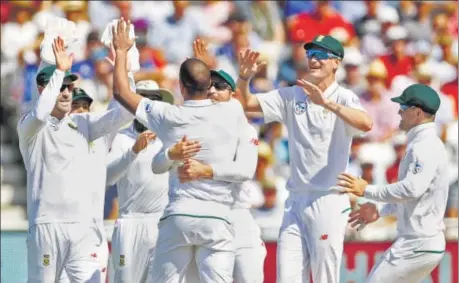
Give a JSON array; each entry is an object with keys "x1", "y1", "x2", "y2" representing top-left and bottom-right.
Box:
[
  {"x1": 304, "y1": 35, "x2": 344, "y2": 59},
  {"x1": 36, "y1": 65, "x2": 78, "y2": 86},
  {"x1": 391, "y1": 84, "x2": 441, "y2": 114},
  {"x1": 72, "y1": 87, "x2": 93, "y2": 105}
]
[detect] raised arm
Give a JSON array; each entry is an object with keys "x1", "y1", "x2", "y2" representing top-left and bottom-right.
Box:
[
  {"x1": 17, "y1": 37, "x2": 73, "y2": 141},
  {"x1": 112, "y1": 18, "x2": 142, "y2": 114},
  {"x1": 236, "y1": 49, "x2": 267, "y2": 112}
]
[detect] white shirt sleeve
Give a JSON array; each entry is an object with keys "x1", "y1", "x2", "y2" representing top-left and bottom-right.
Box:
[
  {"x1": 341, "y1": 89, "x2": 367, "y2": 137},
  {"x1": 17, "y1": 69, "x2": 65, "y2": 141},
  {"x1": 211, "y1": 104, "x2": 259, "y2": 182},
  {"x1": 106, "y1": 135, "x2": 138, "y2": 186},
  {"x1": 256, "y1": 87, "x2": 291, "y2": 124},
  {"x1": 364, "y1": 144, "x2": 439, "y2": 203},
  {"x1": 135, "y1": 98, "x2": 169, "y2": 133},
  {"x1": 151, "y1": 147, "x2": 178, "y2": 174}
]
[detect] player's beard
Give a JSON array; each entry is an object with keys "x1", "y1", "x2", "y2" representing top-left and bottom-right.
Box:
[{"x1": 133, "y1": 119, "x2": 148, "y2": 133}]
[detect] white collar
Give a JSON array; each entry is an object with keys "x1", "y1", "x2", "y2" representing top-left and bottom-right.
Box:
[
  {"x1": 406, "y1": 122, "x2": 436, "y2": 143},
  {"x1": 322, "y1": 81, "x2": 339, "y2": 99},
  {"x1": 182, "y1": 99, "x2": 215, "y2": 107}
]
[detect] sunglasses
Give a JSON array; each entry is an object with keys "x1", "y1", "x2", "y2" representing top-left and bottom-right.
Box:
[
  {"x1": 60, "y1": 84, "x2": 75, "y2": 92},
  {"x1": 211, "y1": 81, "x2": 232, "y2": 91},
  {"x1": 400, "y1": 104, "x2": 414, "y2": 111},
  {"x1": 306, "y1": 49, "x2": 340, "y2": 60}
]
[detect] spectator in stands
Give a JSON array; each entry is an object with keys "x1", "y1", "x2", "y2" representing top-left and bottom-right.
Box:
[
  {"x1": 379, "y1": 25, "x2": 414, "y2": 88},
  {"x1": 354, "y1": 0, "x2": 382, "y2": 37},
  {"x1": 441, "y1": 74, "x2": 458, "y2": 118},
  {"x1": 339, "y1": 48, "x2": 366, "y2": 96},
  {"x1": 359, "y1": 59, "x2": 399, "y2": 142}
]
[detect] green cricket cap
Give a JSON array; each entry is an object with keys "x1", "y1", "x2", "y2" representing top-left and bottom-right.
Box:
[
  {"x1": 304, "y1": 35, "x2": 345, "y2": 59},
  {"x1": 211, "y1": 70, "x2": 236, "y2": 91},
  {"x1": 72, "y1": 87, "x2": 93, "y2": 105},
  {"x1": 391, "y1": 84, "x2": 441, "y2": 115},
  {"x1": 36, "y1": 65, "x2": 78, "y2": 86}
]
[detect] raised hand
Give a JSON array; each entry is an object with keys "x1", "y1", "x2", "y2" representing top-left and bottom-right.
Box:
[
  {"x1": 296, "y1": 79, "x2": 328, "y2": 106},
  {"x1": 238, "y1": 49, "x2": 267, "y2": 81},
  {"x1": 132, "y1": 131, "x2": 156, "y2": 154},
  {"x1": 193, "y1": 38, "x2": 213, "y2": 67},
  {"x1": 52, "y1": 36, "x2": 74, "y2": 72},
  {"x1": 337, "y1": 173, "x2": 368, "y2": 197},
  {"x1": 168, "y1": 136, "x2": 201, "y2": 161},
  {"x1": 348, "y1": 202, "x2": 380, "y2": 231},
  {"x1": 105, "y1": 43, "x2": 131, "y2": 69},
  {"x1": 112, "y1": 18, "x2": 134, "y2": 52}
]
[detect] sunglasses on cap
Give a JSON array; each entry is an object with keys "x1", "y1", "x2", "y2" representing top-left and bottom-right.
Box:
[
  {"x1": 211, "y1": 81, "x2": 232, "y2": 91},
  {"x1": 306, "y1": 49, "x2": 340, "y2": 60},
  {"x1": 60, "y1": 83, "x2": 75, "y2": 92}
]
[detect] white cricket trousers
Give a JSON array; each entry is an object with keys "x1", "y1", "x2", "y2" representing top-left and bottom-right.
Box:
[
  {"x1": 230, "y1": 208, "x2": 267, "y2": 283},
  {"x1": 366, "y1": 233, "x2": 445, "y2": 283},
  {"x1": 27, "y1": 222, "x2": 103, "y2": 283},
  {"x1": 58, "y1": 220, "x2": 109, "y2": 283},
  {"x1": 150, "y1": 214, "x2": 235, "y2": 283},
  {"x1": 277, "y1": 191, "x2": 351, "y2": 283},
  {"x1": 111, "y1": 215, "x2": 161, "y2": 283}
]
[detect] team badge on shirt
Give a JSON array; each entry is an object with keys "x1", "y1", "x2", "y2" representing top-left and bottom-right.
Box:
[
  {"x1": 294, "y1": 101, "x2": 306, "y2": 115},
  {"x1": 43, "y1": 254, "x2": 50, "y2": 266},
  {"x1": 145, "y1": 103, "x2": 152, "y2": 113},
  {"x1": 68, "y1": 121, "x2": 78, "y2": 131},
  {"x1": 119, "y1": 255, "x2": 125, "y2": 266},
  {"x1": 411, "y1": 160, "x2": 423, "y2": 174}
]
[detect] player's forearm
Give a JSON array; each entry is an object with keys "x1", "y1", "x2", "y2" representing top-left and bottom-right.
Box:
[
  {"x1": 106, "y1": 148, "x2": 138, "y2": 186},
  {"x1": 364, "y1": 180, "x2": 425, "y2": 203},
  {"x1": 114, "y1": 50, "x2": 142, "y2": 114},
  {"x1": 236, "y1": 77, "x2": 262, "y2": 112},
  {"x1": 152, "y1": 148, "x2": 177, "y2": 174},
  {"x1": 324, "y1": 101, "x2": 373, "y2": 132},
  {"x1": 35, "y1": 70, "x2": 65, "y2": 121}
]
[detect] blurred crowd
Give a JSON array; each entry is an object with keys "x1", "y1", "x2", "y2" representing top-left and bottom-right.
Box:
[{"x1": 1, "y1": 0, "x2": 458, "y2": 241}]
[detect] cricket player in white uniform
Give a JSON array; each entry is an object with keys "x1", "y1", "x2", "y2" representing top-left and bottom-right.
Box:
[
  {"x1": 339, "y1": 84, "x2": 449, "y2": 283},
  {"x1": 111, "y1": 18, "x2": 254, "y2": 283},
  {"x1": 106, "y1": 82, "x2": 178, "y2": 283},
  {"x1": 152, "y1": 70, "x2": 266, "y2": 283},
  {"x1": 236, "y1": 35, "x2": 373, "y2": 283},
  {"x1": 57, "y1": 88, "x2": 113, "y2": 283},
  {"x1": 18, "y1": 37, "x2": 132, "y2": 283}
]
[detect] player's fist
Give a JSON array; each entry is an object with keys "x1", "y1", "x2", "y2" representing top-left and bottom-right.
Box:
[
  {"x1": 168, "y1": 136, "x2": 201, "y2": 161},
  {"x1": 52, "y1": 36, "x2": 74, "y2": 72},
  {"x1": 132, "y1": 131, "x2": 156, "y2": 154}
]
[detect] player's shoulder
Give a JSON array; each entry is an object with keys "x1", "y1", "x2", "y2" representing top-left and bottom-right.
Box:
[
  {"x1": 412, "y1": 134, "x2": 447, "y2": 162},
  {"x1": 337, "y1": 84, "x2": 358, "y2": 98}
]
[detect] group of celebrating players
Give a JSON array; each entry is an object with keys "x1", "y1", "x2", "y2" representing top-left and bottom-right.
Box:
[{"x1": 18, "y1": 16, "x2": 450, "y2": 283}]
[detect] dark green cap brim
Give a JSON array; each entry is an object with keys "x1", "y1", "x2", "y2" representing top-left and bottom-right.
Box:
[
  {"x1": 391, "y1": 96, "x2": 405, "y2": 104},
  {"x1": 36, "y1": 65, "x2": 78, "y2": 86},
  {"x1": 211, "y1": 70, "x2": 236, "y2": 91},
  {"x1": 72, "y1": 88, "x2": 93, "y2": 104}
]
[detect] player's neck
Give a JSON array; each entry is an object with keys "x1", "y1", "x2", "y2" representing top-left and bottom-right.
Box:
[{"x1": 314, "y1": 75, "x2": 336, "y2": 92}]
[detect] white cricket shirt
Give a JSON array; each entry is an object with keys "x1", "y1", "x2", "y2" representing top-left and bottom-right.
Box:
[
  {"x1": 136, "y1": 97, "x2": 249, "y2": 219},
  {"x1": 17, "y1": 69, "x2": 132, "y2": 225},
  {"x1": 256, "y1": 82, "x2": 366, "y2": 192},
  {"x1": 365, "y1": 123, "x2": 449, "y2": 237},
  {"x1": 106, "y1": 124, "x2": 169, "y2": 217}
]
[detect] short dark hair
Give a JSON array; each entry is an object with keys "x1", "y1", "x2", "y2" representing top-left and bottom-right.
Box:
[{"x1": 179, "y1": 58, "x2": 211, "y2": 96}]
